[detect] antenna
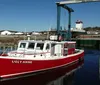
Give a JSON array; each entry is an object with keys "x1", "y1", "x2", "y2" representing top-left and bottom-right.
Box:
[
  {"x1": 24, "y1": 28, "x2": 26, "y2": 40},
  {"x1": 47, "y1": 27, "x2": 50, "y2": 40}
]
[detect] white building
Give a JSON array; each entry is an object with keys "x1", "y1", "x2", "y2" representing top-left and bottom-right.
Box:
[
  {"x1": 32, "y1": 32, "x2": 41, "y2": 35},
  {"x1": 15, "y1": 32, "x2": 23, "y2": 35},
  {"x1": 0, "y1": 30, "x2": 12, "y2": 35},
  {"x1": 87, "y1": 31, "x2": 99, "y2": 34},
  {"x1": 75, "y1": 20, "x2": 83, "y2": 30},
  {"x1": 71, "y1": 20, "x2": 85, "y2": 33}
]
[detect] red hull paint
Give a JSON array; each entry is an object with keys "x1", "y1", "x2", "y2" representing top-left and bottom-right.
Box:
[
  {"x1": 1, "y1": 60, "x2": 84, "y2": 84},
  {"x1": 0, "y1": 51, "x2": 84, "y2": 79}
]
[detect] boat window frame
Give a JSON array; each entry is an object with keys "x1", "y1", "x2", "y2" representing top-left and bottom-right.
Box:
[
  {"x1": 67, "y1": 43, "x2": 75, "y2": 48},
  {"x1": 46, "y1": 43, "x2": 50, "y2": 50},
  {"x1": 36, "y1": 43, "x2": 44, "y2": 50},
  {"x1": 27, "y1": 42, "x2": 35, "y2": 49},
  {"x1": 19, "y1": 42, "x2": 26, "y2": 48}
]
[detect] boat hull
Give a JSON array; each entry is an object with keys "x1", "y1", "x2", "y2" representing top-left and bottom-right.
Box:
[{"x1": 0, "y1": 50, "x2": 84, "y2": 80}]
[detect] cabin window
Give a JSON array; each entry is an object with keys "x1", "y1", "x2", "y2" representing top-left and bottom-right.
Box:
[
  {"x1": 64, "y1": 43, "x2": 68, "y2": 48},
  {"x1": 46, "y1": 44, "x2": 50, "y2": 50},
  {"x1": 68, "y1": 44, "x2": 75, "y2": 48},
  {"x1": 20, "y1": 43, "x2": 26, "y2": 48},
  {"x1": 36, "y1": 43, "x2": 44, "y2": 50},
  {"x1": 28, "y1": 43, "x2": 35, "y2": 49}
]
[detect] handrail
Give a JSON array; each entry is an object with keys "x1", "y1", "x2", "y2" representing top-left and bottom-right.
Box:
[{"x1": 1, "y1": 48, "x2": 8, "y2": 56}]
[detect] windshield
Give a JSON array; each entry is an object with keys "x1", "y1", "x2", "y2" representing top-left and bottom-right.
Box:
[
  {"x1": 28, "y1": 42, "x2": 35, "y2": 49},
  {"x1": 20, "y1": 43, "x2": 26, "y2": 48},
  {"x1": 36, "y1": 43, "x2": 44, "y2": 50}
]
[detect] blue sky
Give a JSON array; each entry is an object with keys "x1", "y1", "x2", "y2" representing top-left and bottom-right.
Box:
[{"x1": 0, "y1": 0, "x2": 100, "y2": 32}]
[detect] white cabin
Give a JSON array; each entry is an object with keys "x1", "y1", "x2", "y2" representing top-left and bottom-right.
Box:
[
  {"x1": 7, "y1": 40, "x2": 76, "y2": 60},
  {"x1": 14, "y1": 40, "x2": 76, "y2": 56}
]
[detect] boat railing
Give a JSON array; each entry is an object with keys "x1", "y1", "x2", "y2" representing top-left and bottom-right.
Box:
[{"x1": 0, "y1": 48, "x2": 8, "y2": 56}]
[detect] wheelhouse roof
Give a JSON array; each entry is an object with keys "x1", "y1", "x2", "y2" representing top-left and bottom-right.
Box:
[{"x1": 19, "y1": 40, "x2": 76, "y2": 44}]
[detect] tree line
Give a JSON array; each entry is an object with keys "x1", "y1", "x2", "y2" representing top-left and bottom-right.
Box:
[{"x1": 83, "y1": 27, "x2": 100, "y2": 31}]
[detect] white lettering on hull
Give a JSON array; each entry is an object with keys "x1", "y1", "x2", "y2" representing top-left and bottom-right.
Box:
[{"x1": 12, "y1": 60, "x2": 32, "y2": 64}]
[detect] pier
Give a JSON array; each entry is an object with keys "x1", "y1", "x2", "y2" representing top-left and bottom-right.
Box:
[
  {"x1": 0, "y1": 34, "x2": 100, "y2": 52},
  {"x1": 72, "y1": 38, "x2": 100, "y2": 50}
]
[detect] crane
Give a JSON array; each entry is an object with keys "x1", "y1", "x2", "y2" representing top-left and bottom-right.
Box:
[
  {"x1": 56, "y1": 0, "x2": 100, "y2": 41},
  {"x1": 56, "y1": 2, "x2": 74, "y2": 41}
]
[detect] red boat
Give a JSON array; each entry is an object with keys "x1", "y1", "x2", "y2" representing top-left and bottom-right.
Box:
[
  {"x1": 0, "y1": 39, "x2": 84, "y2": 80},
  {"x1": 1, "y1": 59, "x2": 84, "y2": 84},
  {"x1": 0, "y1": 1, "x2": 85, "y2": 81}
]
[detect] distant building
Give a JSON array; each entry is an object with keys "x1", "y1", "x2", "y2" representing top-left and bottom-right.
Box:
[
  {"x1": 0, "y1": 30, "x2": 12, "y2": 35},
  {"x1": 71, "y1": 20, "x2": 86, "y2": 38},
  {"x1": 75, "y1": 20, "x2": 83, "y2": 30},
  {"x1": 87, "y1": 31, "x2": 99, "y2": 35},
  {"x1": 71, "y1": 20, "x2": 85, "y2": 32},
  {"x1": 31, "y1": 31, "x2": 41, "y2": 35},
  {"x1": 14, "y1": 32, "x2": 23, "y2": 35}
]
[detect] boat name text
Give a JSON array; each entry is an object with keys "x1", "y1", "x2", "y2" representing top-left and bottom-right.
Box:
[{"x1": 12, "y1": 60, "x2": 32, "y2": 64}]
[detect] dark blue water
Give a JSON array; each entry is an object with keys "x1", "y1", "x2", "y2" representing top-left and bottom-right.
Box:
[
  {"x1": 1, "y1": 49, "x2": 100, "y2": 85},
  {"x1": 73, "y1": 50, "x2": 100, "y2": 85}
]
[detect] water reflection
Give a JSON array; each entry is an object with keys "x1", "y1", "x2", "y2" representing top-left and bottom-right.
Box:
[{"x1": 1, "y1": 60, "x2": 84, "y2": 85}]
